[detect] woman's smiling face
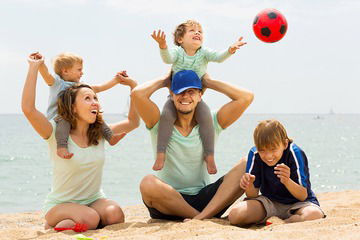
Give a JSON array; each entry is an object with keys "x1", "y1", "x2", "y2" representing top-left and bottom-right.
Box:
[{"x1": 73, "y1": 87, "x2": 100, "y2": 124}]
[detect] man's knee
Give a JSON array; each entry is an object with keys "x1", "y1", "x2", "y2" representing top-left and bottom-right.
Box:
[
  {"x1": 236, "y1": 157, "x2": 247, "y2": 172},
  {"x1": 227, "y1": 157, "x2": 247, "y2": 179},
  {"x1": 140, "y1": 174, "x2": 160, "y2": 198}
]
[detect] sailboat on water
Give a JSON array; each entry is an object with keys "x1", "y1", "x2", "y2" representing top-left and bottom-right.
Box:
[{"x1": 121, "y1": 96, "x2": 130, "y2": 118}]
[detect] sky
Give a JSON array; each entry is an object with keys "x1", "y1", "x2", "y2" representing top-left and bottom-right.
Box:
[{"x1": 1, "y1": 0, "x2": 359, "y2": 114}]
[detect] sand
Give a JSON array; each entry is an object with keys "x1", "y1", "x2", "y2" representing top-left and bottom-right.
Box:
[{"x1": 1, "y1": 190, "x2": 359, "y2": 240}]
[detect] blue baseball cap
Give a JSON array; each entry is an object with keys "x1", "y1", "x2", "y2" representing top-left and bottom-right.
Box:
[{"x1": 171, "y1": 70, "x2": 202, "y2": 94}]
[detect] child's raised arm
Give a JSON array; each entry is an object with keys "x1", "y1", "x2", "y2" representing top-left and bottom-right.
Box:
[
  {"x1": 151, "y1": 30, "x2": 177, "y2": 64},
  {"x1": 228, "y1": 36, "x2": 247, "y2": 54},
  {"x1": 90, "y1": 71, "x2": 128, "y2": 93},
  {"x1": 151, "y1": 30, "x2": 167, "y2": 49},
  {"x1": 31, "y1": 52, "x2": 55, "y2": 86}
]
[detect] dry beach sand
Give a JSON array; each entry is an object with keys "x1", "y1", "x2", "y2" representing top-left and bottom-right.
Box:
[{"x1": 1, "y1": 190, "x2": 359, "y2": 240}]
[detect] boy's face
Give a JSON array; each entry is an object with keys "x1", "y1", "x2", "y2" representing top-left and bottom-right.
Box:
[
  {"x1": 178, "y1": 25, "x2": 203, "y2": 51},
  {"x1": 62, "y1": 62, "x2": 83, "y2": 82},
  {"x1": 258, "y1": 140, "x2": 288, "y2": 166}
]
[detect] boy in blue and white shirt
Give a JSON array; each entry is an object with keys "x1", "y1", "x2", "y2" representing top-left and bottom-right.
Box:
[{"x1": 229, "y1": 120, "x2": 325, "y2": 226}]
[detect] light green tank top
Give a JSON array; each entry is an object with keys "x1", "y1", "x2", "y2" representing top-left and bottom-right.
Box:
[{"x1": 45, "y1": 121, "x2": 106, "y2": 204}]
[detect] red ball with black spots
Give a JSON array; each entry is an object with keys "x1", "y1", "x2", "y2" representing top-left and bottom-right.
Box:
[{"x1": 253, "y1": 8, "x2": 288, "y2": 43}]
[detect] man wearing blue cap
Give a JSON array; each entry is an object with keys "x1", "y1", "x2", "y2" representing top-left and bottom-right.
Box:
[{"x1": 132, "y1": 70, "x2": 254, "y2": 221}]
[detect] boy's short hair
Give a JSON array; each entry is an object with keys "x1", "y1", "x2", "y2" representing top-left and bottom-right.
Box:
[
  {"x1": 173, "y1": 20, "x2": 202, "y2": 46},
  {"x1": 253, "y1": 119, "x2": 292, "y2": 150},
  {"x1": 52, "y1": 52, "x2": 83, "y2": 77}
]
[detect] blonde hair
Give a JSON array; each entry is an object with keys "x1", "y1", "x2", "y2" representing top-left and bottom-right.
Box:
[
  {"x1": 253, "y1": 119, "x2": 292, "y2": 150},
  {"x1": 173, "y1": 20, "x2": 202, "y2": 46},
  {"x1": 57, "y1": 83, "x2": 103, "y2": 146},
  {"x1": 52, "y1": 52, "x2": 83, "y2": 78}
]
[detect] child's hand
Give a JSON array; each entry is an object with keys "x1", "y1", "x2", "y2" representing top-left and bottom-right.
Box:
[
  {"x1": 274, "y1": 163, "x2": 290, "y2": 185},
  {"x1": 28, "y1": 52, "x2": 44, "y2": 67},
  {"x1": 151, "y1": 30, "x2": 167, "y2": 49},
  {"x1": 240, "y1": 173, "x2": 256, "y2": 190},
  {"x1": 115, "y1": 71, "x2": 137, "y2": 89},
  {"x1": 228, "y1": 37, "x2": 247, "y2": 54}
]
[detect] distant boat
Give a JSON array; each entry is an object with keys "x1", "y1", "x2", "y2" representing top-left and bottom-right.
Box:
[
  {"x1": 121, "y1": 97, "x2": 130, "y2": 118},
  {"x1": 313, "y1": 115, "x2": 323, "y2": 120},
  {"x1": 329, "y1": 108, "x2": 335, "y2": 115}
]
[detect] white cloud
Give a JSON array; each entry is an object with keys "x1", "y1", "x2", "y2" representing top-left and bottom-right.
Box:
[
  {"x1": 4, "y1": 0, "x2": 88, "y2": 6},
  {"x1": 104, "y1": 0, "x2": 259, "y2": 19}
]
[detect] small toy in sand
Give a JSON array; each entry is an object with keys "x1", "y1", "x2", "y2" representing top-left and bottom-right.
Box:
[{"x1": 54, "y1": 223, "x2": 88, "y2": 232}]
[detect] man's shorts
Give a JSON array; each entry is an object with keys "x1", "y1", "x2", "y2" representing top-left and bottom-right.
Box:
[
  {"x1": 145, "y1": 176, "x2": 230, "y2": 220},
  {"x1": 247, "y1": 195, "x2": 326, "y2": 223}
]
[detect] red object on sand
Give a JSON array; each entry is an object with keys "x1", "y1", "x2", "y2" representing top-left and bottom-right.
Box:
[
  {"x1": 54, "y1": 223, "x2": 88, "y2": 232},
  {"x1": 266, "y1": 221, "x2": 272, "y2": 226}
]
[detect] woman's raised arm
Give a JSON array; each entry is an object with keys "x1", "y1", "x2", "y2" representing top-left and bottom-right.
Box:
[{"x1": 21, "y1": 55, "x2": 52, "y2": 139}]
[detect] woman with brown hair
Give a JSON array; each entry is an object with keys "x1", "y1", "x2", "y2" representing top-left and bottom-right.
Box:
[{"x1": 22, "y1": 54, "x2": 140, "y2": 231}]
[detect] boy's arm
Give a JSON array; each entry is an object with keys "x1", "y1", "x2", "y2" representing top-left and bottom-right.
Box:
[
  {"x1": 274, "y1": 163, "x2": 308, "y2": 201},
  {"x1": 202, "y1": 74, "x2": 253, "y2": 129},
  {"x1": 151, "y1": 30, "x2": 177, "y2": 64},
  {"x1": 205, "y1": 36, "x2": 247, "y2": 63},
  {"x1": 91, "y1": 76, "x2": 120, "y2": 93},
  {"x1": 240, "y1": 173, "x2": 260, "y2": 198},
  {"x1": 33, "y1": 52, "x2": 55, "y2": 86}
]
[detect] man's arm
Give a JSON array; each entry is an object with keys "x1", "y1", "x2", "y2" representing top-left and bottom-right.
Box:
[
  {"x1": 131, "y1": 74, "x2": 170, "y2": 128},
  {"x1": 202, "y1": 74, "x2": 254, "y2": 129}
]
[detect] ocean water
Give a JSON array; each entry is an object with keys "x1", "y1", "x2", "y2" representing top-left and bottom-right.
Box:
[{"x1": 0, "y1": 114, "x2": 359, "y2": 213}]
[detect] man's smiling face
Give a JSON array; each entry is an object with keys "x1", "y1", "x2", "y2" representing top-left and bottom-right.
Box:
[{"x1": 171, "y1": 88, "x2": 202, "y2": 114}]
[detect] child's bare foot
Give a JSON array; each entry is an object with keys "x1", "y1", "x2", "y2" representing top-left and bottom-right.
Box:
[
  {"x1": 205, "y1": 155, "x2": 217, "y2": 174},
  {"x1": 153, "y1": 152, "x2": 165, "y2": 171},
  {"x1": 108, "y1": 132, "x2": 127, "y2": 146},
  {"x1": 57, "y1": 147, "x2": 73, "y2": 159}
]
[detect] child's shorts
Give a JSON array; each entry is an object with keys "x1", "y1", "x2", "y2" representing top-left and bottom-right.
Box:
[{"x1": 246, "y1": 195, "x2": 325, "y2": 223}]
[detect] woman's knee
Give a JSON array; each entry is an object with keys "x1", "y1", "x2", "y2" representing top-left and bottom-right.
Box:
[
  {"x1": 103, "y1": 205, "x2": 125, "y2": 225},
  {"x1": 79, "y1": 209, "x2": 101, "y2": 229}
]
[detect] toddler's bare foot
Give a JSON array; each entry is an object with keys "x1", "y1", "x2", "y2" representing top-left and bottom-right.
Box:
[
  {"x1": 57, "y1": 147, "x2": 73, "y2": 159},
  {"x1": 153, "y1": 152, "x2": 165, "y2": 171},
  {"x1": 205, "y1": 155, "x2": 217, "y2": 174},
  {"x1": 108, "y1": 132, "x2": 126, "y2": 146}
]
